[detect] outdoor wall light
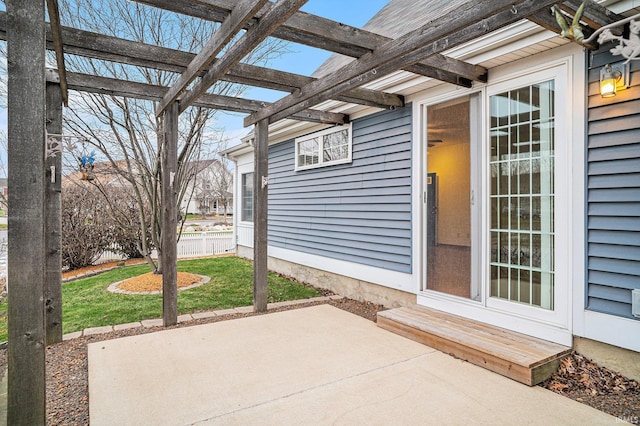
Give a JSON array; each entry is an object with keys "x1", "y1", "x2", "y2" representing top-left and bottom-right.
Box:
[
  {"x1": 600, "y1": 64, "x2": 619, "y2": 97},
  {"x1": 599, "y1": 62, "x2": 630, "y2": 98}
]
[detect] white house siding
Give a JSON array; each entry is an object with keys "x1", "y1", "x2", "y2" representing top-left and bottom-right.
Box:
[{"x1": 267, "y1": 105, "x2": 413, "y2": 274}]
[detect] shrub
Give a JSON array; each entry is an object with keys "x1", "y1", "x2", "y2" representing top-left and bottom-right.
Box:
[
  {"x1": 105, "y1": 186, "x2": 153, "y2": 259},
  {"x1": 61, "y1": 184, "x2": 114, "y2": 270}
]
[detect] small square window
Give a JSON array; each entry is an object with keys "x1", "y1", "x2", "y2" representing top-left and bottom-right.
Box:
[
  {"x1": 295, "y1": 124, "x2": 352, "y2": 170},
  {"x1": 298, "y1": 137, "x2": 319, "y2": 167}
]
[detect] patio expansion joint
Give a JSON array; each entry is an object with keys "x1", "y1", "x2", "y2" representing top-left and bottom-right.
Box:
[{"x1": 189, "y1": 351, "x2": 437, "y2": 425}]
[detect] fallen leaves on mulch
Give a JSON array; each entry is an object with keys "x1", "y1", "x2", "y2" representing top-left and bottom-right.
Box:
[
  {"x1": 117, "y1": 272, "x2": 203, "y2": 293},
  {"x1": 542, "y1": 352, "x2": 640, "y2": 423},
  {"x1": 546, "y1": 352, "x2": 639, "y2": 395}
]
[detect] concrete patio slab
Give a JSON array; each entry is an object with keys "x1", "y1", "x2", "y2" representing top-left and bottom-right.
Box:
[{"x1": 89, "y1": 305, "x2": 614, "y2": 425}]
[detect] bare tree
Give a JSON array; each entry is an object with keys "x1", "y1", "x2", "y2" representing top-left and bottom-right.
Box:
[
  {"x1": 204, "y1": 140, "x2": 234, "y2": 221},
  {"x1": 190, "y1": 157, "x2": 233, "y2": 221},
  {"x1": 57, "y1": 0, "x2": 287, "y2": 273},
  {"x1": 0, "y1": 130, "x2": 7, "y2": 212}
]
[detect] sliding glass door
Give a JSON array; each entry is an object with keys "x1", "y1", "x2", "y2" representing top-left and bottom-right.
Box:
[
  {"x1": 418, "y1": 62, "x2": 570, "y2": 341},
  {"x1": 425, "y1": 94, "x2": 481, "y2": 300},
  {"x1": 489, "y1": 81, "x2": 555, "y2": 310}
]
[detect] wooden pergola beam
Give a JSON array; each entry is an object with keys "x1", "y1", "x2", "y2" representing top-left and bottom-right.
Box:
[
  {"x1": 527, "y1": 9, "x2": 598, "y2": 50},
  {"x1": 66, "y1": 72, "x2": 347, "y2": 124},
  {"x1": 135, "y1": 0, "x2": 488, "y2": 86},
  {"x1": 529, "y1": 0, "x2": 625, "y2": 50},
  {"x1": 229, "y1": 63, "x2": 404, "y2": 109},
  {"x1": 253, "y1": 118, "x2": 269, "y2": 313},
  {"x1": 45, "y1": 0, "x2": 68, "y2": 106},
  {"x1": 45, "y1": 70, "x2": 63, "y2": 346},
  {"x1": 561, "y1": 0, "x2": 624, "y2": 33},
  {"x1": 156, "y1": 0, "x2": 268, "y2": 116},
  {"x1": 0, "y1": 11, "x2": 403, "y2": 110},
  {"x1": 161, "y1": 101, "x2": 179, "y2": 326},
  {"x1": 7, "y1": 0, "x2": 47, "y2": 422},
  {"x1": 178, "y1": 0, "x2": 309, "y2": 114},
  {"x1": 245, "y1": 0, "x2": 559, "y2": 126}
]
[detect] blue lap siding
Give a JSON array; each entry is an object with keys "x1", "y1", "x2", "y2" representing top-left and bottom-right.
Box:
[
  {"x1": 268, "y1": 105, "x2": 413, "y2": 273},
  {"x1": 587, "y1": 51, "x2": 640, "y2": 319}
]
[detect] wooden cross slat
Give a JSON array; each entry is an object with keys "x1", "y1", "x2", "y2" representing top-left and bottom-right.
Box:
[
  {"x1": 0, "y1": 11, "x2": 403, "y2": 111},
  {"x1": 66, "y1": 72, "x2": 347, "y2": 124},
  {"x1": 178, "y1": 0, "x2": 309, "y2": 114},
  {"x1": 244, "y1": 0, "x2": 560, "y2": 126},
  {"x1": 156, "y1": 0, "x2": 268, "y2": 116},
  {"x1": 45, "y1": 0, "x2": 68, "y2": 106},
  {"x1": 136, "y1": 0, "x2": 488, "y2": 86}
]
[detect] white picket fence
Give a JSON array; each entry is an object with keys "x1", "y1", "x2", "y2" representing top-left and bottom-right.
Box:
[
  {"x1": 173, "y1": 231, "x2": 235, "y2": 258},
  {"x1": 96, "y1": 231, "x2": 234, "y2": 263}
]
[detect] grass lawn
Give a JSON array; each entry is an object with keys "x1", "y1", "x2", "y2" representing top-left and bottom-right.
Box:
[{"x1": 0, "y1": 256, "x2": 320, "y2": 342}]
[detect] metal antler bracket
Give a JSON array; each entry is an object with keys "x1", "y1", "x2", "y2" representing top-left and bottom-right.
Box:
[
  {"x1": 583, "y1": 12, "x2": 640, "y2": 63},
  {"x1": 45, "y1": 131, "x2": 80, "y2": 160}
]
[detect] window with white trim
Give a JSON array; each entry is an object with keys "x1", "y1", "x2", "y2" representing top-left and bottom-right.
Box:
[
  {"x1": 241, "y1": 172, "x2": 253, "y2": 222},
  {"x1": 295, "y1": 124, "x2": 352, "y2": 170}
]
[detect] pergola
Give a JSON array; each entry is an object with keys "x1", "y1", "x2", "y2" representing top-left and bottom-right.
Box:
[{"x1": 4, "y1": 0, "x2": 619, "y2": 422}]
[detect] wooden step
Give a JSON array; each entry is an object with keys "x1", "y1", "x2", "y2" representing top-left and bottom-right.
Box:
[{"x1": 377, "y1": 305, "x2": 571, "y2": 386}]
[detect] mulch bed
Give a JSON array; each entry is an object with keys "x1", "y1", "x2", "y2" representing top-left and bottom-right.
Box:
[
  {"x1": 115, "y1": 271, "x2": 204, "y2": 293},
  {"x1": 0, "y1": 261, "x2": 638, "y2": 424},
  {"x1": 542, "y1": 352, "x2": 640, "y2": 423},
  {"x1": 61, "y1": 259, "x2": 146, "y2": 281}
]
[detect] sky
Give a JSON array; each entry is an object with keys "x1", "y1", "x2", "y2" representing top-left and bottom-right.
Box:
[
  {"x1": 217, "y1": 0, "x2": 390, "y2": 145},
  {"x1": 0, "y1": 0, "x2": 390, "y2": 152}
]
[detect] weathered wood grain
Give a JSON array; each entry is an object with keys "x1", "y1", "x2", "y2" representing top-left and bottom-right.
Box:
[
  {"x1": 45, "y1": 0, "x2": 68, "y2": 106},
  {"x1": 136, "y1": 0, "x2": 487, "y2": 86},
  {"x1": 7, "y1": 0, "x2": 47, "y2": 422},
  {"x1": 161, "y1": 102, "x2": 179, "y2": 326},
  {"x1": 156, "y1": 0, "x2": 268, "y2": 115},
  {"x1": 0, "y1": 11, "x2": 403, "y2": 110},
  {"x1": 179, "y1": 0, "x2": 308, "y2": 113},
  {"x1": 66, "y1": 72, "x2": 346, "y2": 124},
  {"x1": 528, "y1": 7, "x2": 597, "y2": 50},
  {"x1": 45, "y1": 76, "x2": 63, "y2": 346},
  {"x1": 245, "y1": 0, "x2": 559, "y2": 126},
  {"x1": 253, "y1": 119, "x2": 269, "y2": 313},
  {"x1": 378, "y1": 305, "x2": 571, "y2": 386},
  {"x1": 561, "y1": 0, "x2": 624, "y2": 33},
  {"x1": 229, "y1": 62, "x2": 404, "y2": 109}
]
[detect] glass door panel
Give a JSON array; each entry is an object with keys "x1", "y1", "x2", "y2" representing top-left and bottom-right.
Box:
[
  {"x1": 426, "y1": 96, "x2": 474, "y2": 299},
  {"x1": 489, "y1": 81, "x2": 555, "y2": 310}
]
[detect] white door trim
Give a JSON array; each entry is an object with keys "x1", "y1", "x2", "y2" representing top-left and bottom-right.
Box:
[{"x1": 412, "y1": 47, "x2": 582, "y2": 346}]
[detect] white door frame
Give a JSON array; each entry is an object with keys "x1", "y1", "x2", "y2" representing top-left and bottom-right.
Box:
[{"x1": 411, "y1": 54, "x2": 578, "y2": 346}]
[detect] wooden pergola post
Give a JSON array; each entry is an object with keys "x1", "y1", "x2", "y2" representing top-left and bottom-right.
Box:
[
  {"x1": 253, "y1": 119, "x2": 269, "y2": 312},
  {"x1": 6, "y1": 0, "x2": 47, "y2": 422},
  {"x1": 161, "y1": 101, "x2": 178, "y2": 326},
  {"x1": 45, "y1": 71, "x2": 63, "y2": 346}
]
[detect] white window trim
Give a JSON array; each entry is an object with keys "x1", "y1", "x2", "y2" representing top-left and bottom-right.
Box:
[
  {"x1": 294, "y1": 123, "x2": 352, "y2": 171},
  {"x1": 240, "y1": 171, "x2": 254, "y2": 224},
  {"x1": 484, "y1": 62, "x2": 571, "y2": 328}
]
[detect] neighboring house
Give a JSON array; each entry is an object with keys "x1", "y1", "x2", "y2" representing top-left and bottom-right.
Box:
[
  {"x1": 62, "y1": 159, "x2": 132, "y2": 188},
  {"x1": 180, "y1": 159, "x2": 233, "y2": 216},
  {"x1": 226, "y1": 0, "x2": 640, "y2": 378},
  {"x1": 63, "y1": 158, "x2": 233, "y2": 217},
  {"x1": 0, "y1": 178, "x2": 7, "y2": 212}
]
